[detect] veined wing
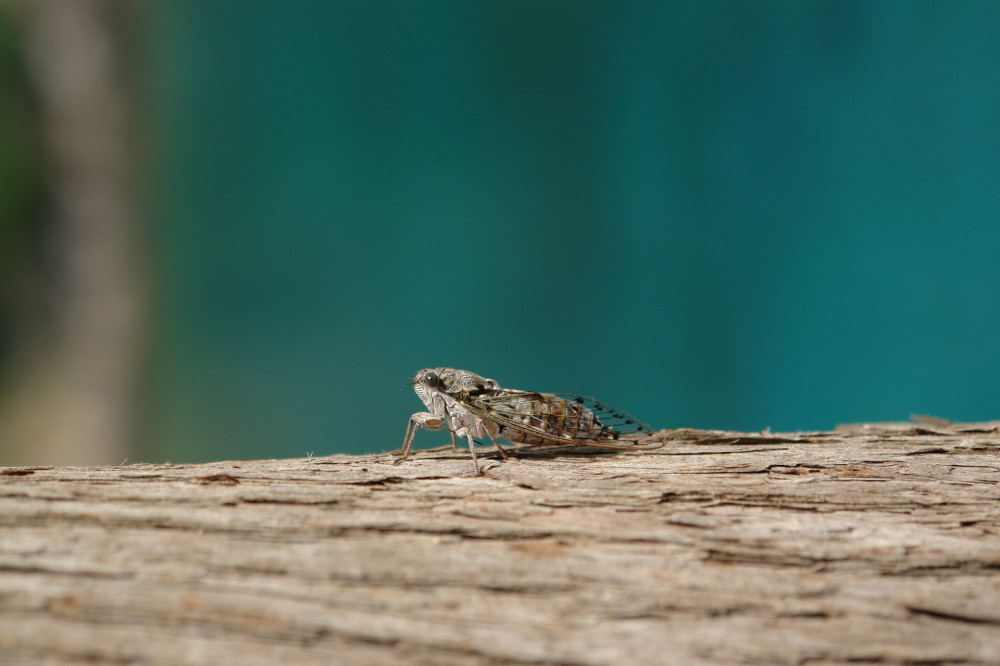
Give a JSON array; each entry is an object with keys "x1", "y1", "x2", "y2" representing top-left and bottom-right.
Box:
[
  {"x1": 555, "y1": 394, "x2": 654, "y2": 436},
  {"x1": 459, "y1": 388, "x2": 660, "y2": 450}
]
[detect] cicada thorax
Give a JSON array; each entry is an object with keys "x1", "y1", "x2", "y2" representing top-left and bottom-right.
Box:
[
  {"x1": 436, "y1": 367, "x2": 497, "y2": 394},
  {"x1": 493, "y1": 392, "x2": 608, "y2": 445}
]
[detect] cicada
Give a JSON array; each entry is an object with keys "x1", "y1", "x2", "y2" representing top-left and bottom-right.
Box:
[{"x1": 395, "y1": 367, "x2": 660, "y2": 474}]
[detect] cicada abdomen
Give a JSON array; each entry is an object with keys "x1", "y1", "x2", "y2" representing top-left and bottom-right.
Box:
[{"x1": 486, "y1": 392, "x2": 605, "y2": 445}]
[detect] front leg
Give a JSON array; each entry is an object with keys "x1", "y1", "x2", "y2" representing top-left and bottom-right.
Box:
[{"x1": 394, "y1": 412, "x2": 448, "y2": 465}]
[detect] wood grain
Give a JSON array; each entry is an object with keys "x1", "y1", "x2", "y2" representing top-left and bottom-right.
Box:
[{"x1": 2, "y1": 421, "x2": 1000, "y2": 664}]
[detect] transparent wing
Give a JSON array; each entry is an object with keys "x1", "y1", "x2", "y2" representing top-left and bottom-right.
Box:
[
  {"x1": 555, "y1": 394, "x2": 654, "y2": 436},
  {"x1": 459, "y1": 389, "x2": 660, "y2": 450}
]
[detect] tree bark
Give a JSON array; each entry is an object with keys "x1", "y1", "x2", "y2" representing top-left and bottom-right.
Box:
[{"x1": 2, "y1": 420, "x2": 999, "y2": 665}]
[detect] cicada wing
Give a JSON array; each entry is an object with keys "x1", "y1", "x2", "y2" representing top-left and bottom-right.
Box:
[
  {"x1": 554, "y1": 394, "x2": 654, "y2": 436},
  {"x1": 550, "y1": 393, "x2": 662, "y2": 450},
  {"x1": 459, "y1": 389, "x2": 662, "y2": 450},
  {"x1": 457, "y1": 390, "x2": 572, "y2": 442}
]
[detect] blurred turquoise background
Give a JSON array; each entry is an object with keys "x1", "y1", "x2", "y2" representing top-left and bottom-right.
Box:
[{"x1": 2, "y1": 2, "x2": 999, "y2": 465}]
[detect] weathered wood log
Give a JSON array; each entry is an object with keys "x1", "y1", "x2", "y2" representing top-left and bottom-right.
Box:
[{"x1": 2, "y1": 421, "x2": 1000, "y2": 665}]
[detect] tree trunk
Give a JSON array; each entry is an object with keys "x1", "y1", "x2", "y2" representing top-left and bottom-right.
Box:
[
  {"x1": 2, "y1": 420, "x2": 999, "y2": 665},
  {"x1": 0, "y1": 0, "x2": 145, "y2": 466}
]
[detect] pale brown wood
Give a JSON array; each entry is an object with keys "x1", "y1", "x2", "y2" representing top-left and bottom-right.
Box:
[{"x1": 2, "y1": 421, "x2": 1000, "y2": 665}]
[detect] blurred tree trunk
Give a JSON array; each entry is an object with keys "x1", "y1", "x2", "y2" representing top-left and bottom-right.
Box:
[{"x1": 0, "y1": 0, "x2": 145, "y2": 465}]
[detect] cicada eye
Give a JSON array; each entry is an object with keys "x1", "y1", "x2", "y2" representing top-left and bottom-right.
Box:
[{"x1": 422, "y1": 372, "x2": 441, "y2": 388}]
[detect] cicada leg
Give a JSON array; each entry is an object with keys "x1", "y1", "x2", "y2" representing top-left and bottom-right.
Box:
[
  {"x1": 479, "y1": 423, "x2": 509, "y2": 460},
  {"x1": 454, "y1": 426, "x2": 481, "y2": 475},
  {"x1": 456, "y1": 417, "x2": 508, "y2": 476},
  {"x1": 394, "y1": 412, "x2": 447, "y2": 465}
]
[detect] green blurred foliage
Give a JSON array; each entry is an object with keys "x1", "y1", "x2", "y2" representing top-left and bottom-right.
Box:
[{"x1": 0, "y1": 6, "x2": 42, "y2": 360}]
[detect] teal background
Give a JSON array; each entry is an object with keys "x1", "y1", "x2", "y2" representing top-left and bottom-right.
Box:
[{"x1": 142, "y1": 1, "x2": 1000, "y2": 463}]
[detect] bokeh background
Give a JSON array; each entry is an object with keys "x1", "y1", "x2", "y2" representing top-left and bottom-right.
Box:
[{"x1": 1, "y1": 1, "x2": 998, "y2": 466}]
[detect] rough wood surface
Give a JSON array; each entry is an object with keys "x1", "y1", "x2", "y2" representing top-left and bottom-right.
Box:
[{"x1": 2, "y1": 421, "x2": 1000, "y2": 665}]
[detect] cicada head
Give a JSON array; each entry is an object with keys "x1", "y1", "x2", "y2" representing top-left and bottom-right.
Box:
[{"x1": 412, "y1": 367, "x2": 498, "y2": 410}]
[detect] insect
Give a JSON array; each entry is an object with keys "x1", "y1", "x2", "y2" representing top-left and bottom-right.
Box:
[{"x1": 395, "y1": 367, "x2": 660, "y2": 474}]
